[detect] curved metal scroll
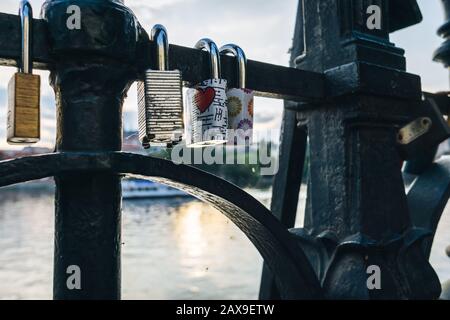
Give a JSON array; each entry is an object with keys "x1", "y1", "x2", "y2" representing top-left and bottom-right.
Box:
[
  {"x1": 407, "y1": 156, "x2": 450, "y2": 258},
  {"x1": 0, "y1": 152, "x2": 322, "y2": 299}
]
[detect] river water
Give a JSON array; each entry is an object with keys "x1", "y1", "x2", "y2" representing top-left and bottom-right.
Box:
[{"x1": 0, "y1": 183, "x2": 449, "y2": 299}]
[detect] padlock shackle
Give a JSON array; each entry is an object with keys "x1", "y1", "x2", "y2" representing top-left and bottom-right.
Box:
[
  {"x1": 195, "y1": 38, "x2": 221, "y2": 80},
  {"x1": 220, "y1": 44, "x2": 247, "y2": 88},
  {"x1": 19, "y1": 0, "x2": 33, "y2": 74},
  {"x1": 151, "y1": 24, "x2": 169, "y2": 71}
]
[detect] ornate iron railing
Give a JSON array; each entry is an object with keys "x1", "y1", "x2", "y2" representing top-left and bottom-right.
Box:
[{"x1": 0, "y1": 0, "x2": 449, "y2": 300}]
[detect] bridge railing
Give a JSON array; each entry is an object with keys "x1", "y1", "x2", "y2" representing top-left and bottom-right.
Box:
[{"x1": 0, "y1": 0, "x2": 448, "y2": 300}]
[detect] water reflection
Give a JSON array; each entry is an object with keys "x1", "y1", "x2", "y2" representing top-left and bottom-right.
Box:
[
  {"x1": 0, "y1": 184, "x2": 449, "y2": 299},
  {"x1": 174, "y1": 204, "x2": 209, "y2": 275},
  {"x1": 122, "y1": 198, "x2": 263, "y2": 299},
  {"x1": 0, "y1": 187, "x2": 54, "y2": 300}
]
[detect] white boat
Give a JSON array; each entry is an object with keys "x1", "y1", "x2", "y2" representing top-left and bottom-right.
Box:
[{"x1": 122, "y1": 179, "x2": 191, "y2": 199}]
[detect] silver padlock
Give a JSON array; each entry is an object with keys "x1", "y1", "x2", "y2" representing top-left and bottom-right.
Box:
[
  {"x1": 185, "y1": 39, "x2": 228, "y2": 147},
  {"x1": 220, "y1": 44, "x2": 254, "y2": 145},
  {"x1": 137, "y1": 25, "x2": 184, "y2": 148}
]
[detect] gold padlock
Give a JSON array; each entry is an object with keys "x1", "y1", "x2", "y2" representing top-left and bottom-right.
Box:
[{"x1": 7, "y1": 0, "x2": 40, "y2": 145}]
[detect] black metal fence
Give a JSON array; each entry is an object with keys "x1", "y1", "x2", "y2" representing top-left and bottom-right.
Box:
[{"x1": 0, "y1": 0, "x2": 449, "y2": 300}]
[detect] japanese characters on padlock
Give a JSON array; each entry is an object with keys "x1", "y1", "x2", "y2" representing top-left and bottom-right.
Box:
[
  {"x1": 137, "y1": 24, "x2": 184, "y2": 149},
  {"x1": 185, "y1": 38, "x2": 228, "y2": 147},
  {"x1": 220, "y1": 44, "x2": 254, "y2": 146}
]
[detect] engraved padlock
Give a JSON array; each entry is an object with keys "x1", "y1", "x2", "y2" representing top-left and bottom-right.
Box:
[
  {"x1": 7, "y1": 0, "x2": 40, "y2": 145},
  {"x1": 185, "y1": 39, "x2": 228, "y2": 147},
  {"x1": 137, "y1": 25, "x2": 184, "y2": 148},
  {"x1": 220, "y1": 44, "x2": 254, "y2": 145}
]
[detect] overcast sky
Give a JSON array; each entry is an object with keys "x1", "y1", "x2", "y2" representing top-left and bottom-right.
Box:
[{"x1": 0, "y1": 0, "x2": 447, "y2": 150}]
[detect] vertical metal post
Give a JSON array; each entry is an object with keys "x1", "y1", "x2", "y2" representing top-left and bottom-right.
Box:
[
  {"x1": 259, "y1": 2, "x2": 309, "y2": 299},
  {"x1": 259, "y1": 109, "x2": 307, "y2": 299},
  {"x1": 42, "y1": 0, "x2": 139, "y2": 299},
  {"x1": 287, "y1": 0, "x2": 440, "y2": 299},
  {"x1": 434, "y1": 0, "x2": 450, "y2": 71},
  {"x1": 433, "y1": 0, "x2": 450, "y2": 300},
  {"x1": 402, "y1": 0, "x2": 450, "y2": 176}
]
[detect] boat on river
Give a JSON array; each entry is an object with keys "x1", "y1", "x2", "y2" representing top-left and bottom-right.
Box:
[{"x1": 122, "y1": 179, "x2": 191, "y2": 199}]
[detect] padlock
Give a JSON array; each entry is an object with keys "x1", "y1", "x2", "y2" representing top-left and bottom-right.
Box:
[
  {"x1": 220, "y1": 44, "x2": 254, "y2": 145},
  {"x1": 7, "y1": 0, "x2": 40, "y2": 145},
  {"x1": 185, "y1": 38, "x2": 228, "y2": 147},
  {"x1": 137, "y1": 24, "x2": 184, "y2": 148}
]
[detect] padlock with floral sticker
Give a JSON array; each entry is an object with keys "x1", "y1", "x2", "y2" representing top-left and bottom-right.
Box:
[{"x1": 220, "y1": 44, "x2": 254, "y2": 145}]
